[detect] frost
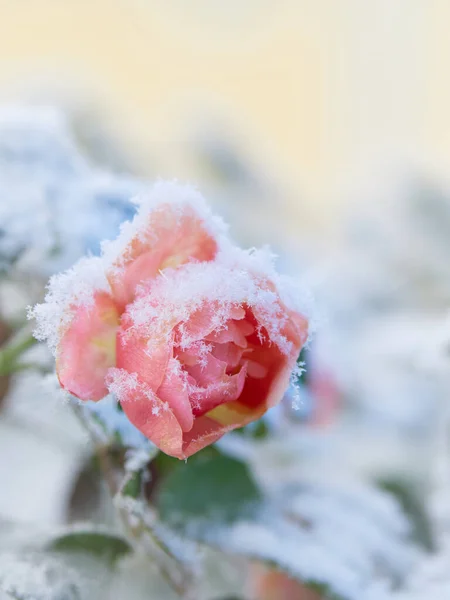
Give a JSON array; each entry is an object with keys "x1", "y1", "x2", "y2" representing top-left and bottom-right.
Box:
[
  {"x1": 100, "y1": 180, "x2": 228, "y2": 273},
  {"x1": 0, "y1": 552, "x2": 82, "y2": 600},
  {"x1": 28, "y1": 256, "x2": 109, "y2": 355},
  {"x1": 217, "y1": 244, "x2": 316, "y2": 334},
  {"x1": 126, "y1": 260, "x2": 305, "y2": 356}
]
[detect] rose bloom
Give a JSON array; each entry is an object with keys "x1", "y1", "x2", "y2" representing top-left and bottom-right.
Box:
[
  {"x1": 248, "y1": 565, "x2": 323, "y2": 600},
  {"x1": 32, "y1": 183, "x2": 309, "y2": 459}
]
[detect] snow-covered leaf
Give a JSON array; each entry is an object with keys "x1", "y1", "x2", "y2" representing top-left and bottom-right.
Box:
[{"x1": 47, "y1": 530, "x2": 132, "y2": 567}]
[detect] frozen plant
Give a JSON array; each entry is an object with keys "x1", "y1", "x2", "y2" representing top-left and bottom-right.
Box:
[{"x1": 0, "y1": 105, "x2": 142, "y2": 275}]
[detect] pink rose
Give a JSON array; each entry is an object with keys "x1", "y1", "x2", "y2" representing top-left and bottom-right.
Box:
[
  {"x1": 107, "y1": 261, "x2": 308, "y2": 458},
  {"x1": 53, "y1": 184, "x2": 222, "y2": 403},
  {"x1": 248, "y1": 565, "x2": 323, "y2": 600},
  {"x1": 31, "y1": 183, "x2": 309, "y2": 458}
]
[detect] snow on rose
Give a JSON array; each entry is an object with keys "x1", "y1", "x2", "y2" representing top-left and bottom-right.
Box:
[{"x1": 29, "y1": 182, "x2": 311, "y2": 458}]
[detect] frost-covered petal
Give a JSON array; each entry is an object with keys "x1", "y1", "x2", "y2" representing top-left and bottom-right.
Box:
[
  {"x1": 57, "y1": 291, "x2": 119, "y2": 401},
  {"x1": 156, "y1": 359, "x2": 194, "y2": 432},
  {"x1": 106, "y1": 201, "x2": 219, "y2": 309},
  {"x1": 112, "y1": 374, "x2": 185, "y2": 458},
  {"x1": 204, "y1": 319, "x2": 252, "y2": 348},
  {"x1": 116, "y1": 316, "x2": 171, "y2": 392}
]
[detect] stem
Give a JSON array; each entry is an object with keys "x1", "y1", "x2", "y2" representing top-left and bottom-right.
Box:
[
  {"x1": 0, "y1": 332, "x2": 38, "y2": 376},
  {"x1": 69, "y1": 399, "x2": 192, "y2": 597},
  {"x1": 70, "y1": 401, "x2": 119, "y2": 496}
]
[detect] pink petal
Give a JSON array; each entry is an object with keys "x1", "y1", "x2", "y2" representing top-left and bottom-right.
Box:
[
  {"x1": 118, "y1": 378, "x2": 185, "y2": 458},
  {"x1": 109, "y1": 251, "x2": 164, "y2": 310},
  {"x1": 180, "y1": 414, "x2": 235, "y2": 459},
  {"x1": 229, "y1": 306, "x2": 246, "y2": 320},
  {"x1": 176, "y1": 304, "x2": 216, "y2": 343},
  {"x1": 204, "y1": 320, "x2": 249, "y2": 348},
  {"x1": 190, "y1": 362, "x2": 248, "y2": 417},
  {"x1": 108, "y1": 204, "x2": 218, "y2": 309},
  {"x1": 184, "y1": 351, "x2": 227, "y2": 387},
  {"x1": 246, "y1": 359, "x2": 268, "y2": 379},
  {"x1": 235, "y1": 305, "x2": 308, "y2": 413},
  {"x1": 156, "y1": 359, "x2": 194, "y2": 433},
  {"x1": 249, "y1": 565, "x2": 319, "y2": 600},
  {"x1": 57, "y1": 292, "x2": 119, "y2": 401},
  {"x1": 237, "y1": 342, "x2": 290, "y2": 410},
  {"x1": 211, "y1": 341, "x2": 244, "y2": 368},
  {"x1": 116, "y1": 317, "x2": 171, "y2": 392}
]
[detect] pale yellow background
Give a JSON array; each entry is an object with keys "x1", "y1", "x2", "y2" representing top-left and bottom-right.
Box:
[{"x1": 0, "y1": 0, "x2": 447, "y2": 232}]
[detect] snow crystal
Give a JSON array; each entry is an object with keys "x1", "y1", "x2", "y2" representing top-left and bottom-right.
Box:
[
  {"x1": 106, "y1": 368, "x2": 166, "y2": 415},
  {"x1": 101, "y1": 180, "x2": 228, "y2": 273},
  {"x1": 126, "y1": 259, "x2": 304, "y2": 356},
  {"x1": 217, "y1": 244, "x2": 316, "y2": 333},
  {"x1": 28, "y1": 256, "x2": 109, "y2": 355}
]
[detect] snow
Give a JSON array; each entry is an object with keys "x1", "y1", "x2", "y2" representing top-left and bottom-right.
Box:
[
  {"x1": 28, "y1": 256, "x2": 110, "y2": 355},
  {"x1": 0, "y1": 552, "x2": 83, "y2": 600},
  {"x1": 125, "y1": 259, "x2": 301, "y2": 355},
  {"x1": 101, "y1": 180, "x2": 228, "y2": 273},
  {"x1": 200, "y1": 479, "x2": 419, "y2": 600}
]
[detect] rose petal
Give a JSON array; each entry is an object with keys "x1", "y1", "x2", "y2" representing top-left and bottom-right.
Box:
[
  {"x1": 190, "y1": 362, "x2": 248, "y2": 417},
  {"x1": 237, "y1": 343, "x2": 290, "y2": 410},
  {"x1": 57, "y1": 292, "x2": 119, "y2": 401},
  {"x1": 211, "y1": 341, "x2": 244, "y2": 368},
  {"x1": 108, "y1": 204, "x2": 218, "y2": 309},
  {"x1": 118, "y1": 379, "x2": 185, "y2": 458},
  {"x1": 176, "y1": 304, "x2": 216, "y2": 344},
  {"x1": 180, "y1": 415, "x2": 235, "y2": 459},
  {"x1": 249, "y1": 565, "x2": 320, "y2": 600},
  {"x1": 156, "y1": 359, "x2": 194, "y2": 432},
  {"x1": 204, "y1": 320, "x2": 249, "y2": 348},
  {"x1": 246, "y1": 359, "x2": 268, "y2": 379},
  {"x1": 116, "y1": 316, "x2": 171, "y2": 392},
  {"x1": 184, "y1": 351, "x2": 227, "y2": 387}
]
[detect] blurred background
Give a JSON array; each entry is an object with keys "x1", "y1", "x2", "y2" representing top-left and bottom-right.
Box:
[
  {"x1": 1, "y1": 0, "x2": 448, "y2": 239},
  {"x1": 1, "y1": 2, "x2": 450, "y2": 599}
]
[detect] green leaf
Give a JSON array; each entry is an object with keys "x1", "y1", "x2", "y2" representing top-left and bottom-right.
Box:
[
  {"x1": 377, "y1": 477, "x2": 435, "y2": 551},
  {"x1": 156, "y1": 447, "x2": 262, "y2": 529},
  {"x1": 48, "y1": 531, "x2": 132, "y2": 567}
]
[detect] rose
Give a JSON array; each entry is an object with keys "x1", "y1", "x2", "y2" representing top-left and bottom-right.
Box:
[
  {"x1": 31, "y1": 183, "x2": 309, "y2": 458},
  {"x1": 37, "y1": 183, "x2": 222, "y2": 403},
  {"x1": 106, "y1": 260, "x2": 308, "y2": 458},
  {"x1": 248, "y1": 565, "x2": 322, "y2": 600}
]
